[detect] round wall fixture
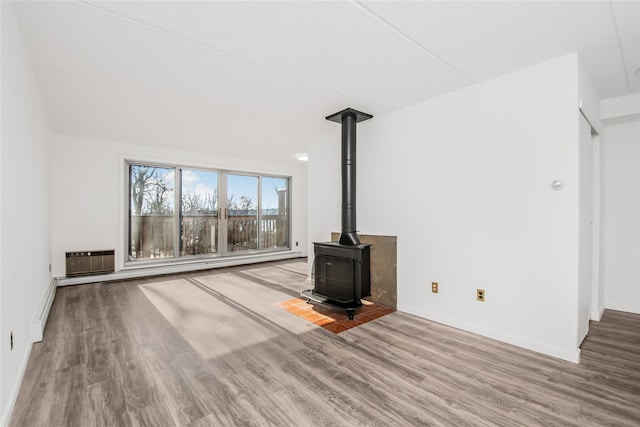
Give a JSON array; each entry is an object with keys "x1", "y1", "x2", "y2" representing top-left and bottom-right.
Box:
[{"x1": 551, "y1": 180, "x2": 564, "y2": 190}]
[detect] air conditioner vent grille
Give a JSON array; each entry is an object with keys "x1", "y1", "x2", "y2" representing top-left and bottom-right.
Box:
[{"x1": 66, "y1": 250, "x2": 115, "y2": 277}]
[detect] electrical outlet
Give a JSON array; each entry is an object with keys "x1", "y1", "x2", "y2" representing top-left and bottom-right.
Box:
[
  {"x1": 296, "y1": 241, "x2": 299, "y2": 247},
  {"x1": 477, "y1": 289, "x2": 485, "y2": 302},
  {"x1": 431, "y1": 282, "x2": 438, "y2": 293},
  {"x1": 10, "y1": 331, "x2": 13, "y2": 351}
]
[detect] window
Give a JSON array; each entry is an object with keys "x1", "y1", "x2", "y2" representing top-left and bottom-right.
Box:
[
  {"x1": 127, "y1": 161, "x2": 290, "y2": 263},
  {"x1": 226, "y1": 174, "x2": 259, "y2": 252},
  {"x1": 180, "y1": 169, "x2": 219, "y2": 256},
  {"x1": 261, "y1": 176, "x2": 289, "y2": 250},
  {"x1": 129, "y1": 165, "x2": 175, "y2": 260}
]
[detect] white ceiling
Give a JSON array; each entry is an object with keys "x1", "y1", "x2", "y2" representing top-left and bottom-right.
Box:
[{"x1": 12, "y1": 1, "x2": 640, "y2": 163}]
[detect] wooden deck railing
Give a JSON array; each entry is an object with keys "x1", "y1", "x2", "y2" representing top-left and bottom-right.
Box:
[{"x1": 130, "y1": 214, "x2": 287, "y2": 259}]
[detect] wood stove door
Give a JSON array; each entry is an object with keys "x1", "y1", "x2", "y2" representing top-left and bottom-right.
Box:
[{"x1": 315, "y1": 255, "x2": 354, "y2": 303}]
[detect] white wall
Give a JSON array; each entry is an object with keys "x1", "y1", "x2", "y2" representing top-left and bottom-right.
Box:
[
  {"x1": 307, "y1": 132, "x2": 340, "y2": 275},
  {"x1": 51, "y1": 135, "x2": 308, "y2": 277},
  {"x1": 0, "y1": 2, "x2": 53, "y2": 424},
  {"x1": 577, "y1": 57, "x2": 602, "y2": 333},
  {"x1": 577, "y1": 113, "x2": 594, "y2": 345},
  {"x1": 578, "y1": 58, "x2": 603, "y2": 134},
  {"x1": 601, "y1": 93, "x2": 640, "y2": 123},
  {"x1": 309, "y1": 53, "x2": 583, "y2": 361},
  {"x1": 602, "y1": 99, "x2": 640, "y2": 314}
]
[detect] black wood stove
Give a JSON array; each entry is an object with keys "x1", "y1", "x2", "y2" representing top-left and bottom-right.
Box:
[{"x1": 302, "y1": 108, "x2": 372, "y2": 320}]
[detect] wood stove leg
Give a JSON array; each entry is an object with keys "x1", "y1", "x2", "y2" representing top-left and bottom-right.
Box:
[{"x1": 347, "y1": 308, "x2": 355, "y2": 321}]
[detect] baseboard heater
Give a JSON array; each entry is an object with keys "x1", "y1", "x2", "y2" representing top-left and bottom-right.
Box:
[{"x1": 66, "y1": 250, "x2": 115, "y2": 277}]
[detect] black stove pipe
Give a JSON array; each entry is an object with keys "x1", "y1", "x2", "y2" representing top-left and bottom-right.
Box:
[
  {"x1": 340, "y1": 113, "x2": 359, "y2": 245},
  {"x1": 326, "y1": 108, "x2": 373, "y2": 246}
]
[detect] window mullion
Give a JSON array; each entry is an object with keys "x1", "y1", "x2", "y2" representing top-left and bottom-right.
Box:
[
  {"x1": 126, "y1": 162, "x2": 132, "y2": 263},
  {"x1": 219, "y1": 172, "x2": 228, "y2": 255},
  {"x1": 257, "y1": 176, "x2": 263, "y2": 250},
  {"x1": 175, "y1": 167, "x2": 181, "y2": 259}
]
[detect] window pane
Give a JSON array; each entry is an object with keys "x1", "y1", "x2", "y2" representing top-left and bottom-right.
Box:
[
  {"x1": 227, "y1": 174, "x2": 258, "y2": 252},
  {"x1": 181, "y1": 169, "x2": 219, "y2": 256},
  {"x1": 129, "y1": 165, "x2": 175, "y2": 260},
  {"x1": 261, "y1": 177, "x2": 289, "y2": 249}
]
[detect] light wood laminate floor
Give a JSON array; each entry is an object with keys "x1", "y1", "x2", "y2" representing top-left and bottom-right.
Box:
[{"x1": 9, "y1": 259, "x2": 640, "y2": 426}]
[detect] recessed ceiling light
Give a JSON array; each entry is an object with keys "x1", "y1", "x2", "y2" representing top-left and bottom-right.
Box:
[{"x1": 295, "y1": 153, "x2": 308, "y2": 162}]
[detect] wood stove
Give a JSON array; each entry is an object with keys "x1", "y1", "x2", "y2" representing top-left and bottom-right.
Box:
[
  {"x1": 311, "y1": 242, "x2": 371, "y2": 319},
  {"x1": 302, "y1": 108, "x2": 372, "y2": 320}
]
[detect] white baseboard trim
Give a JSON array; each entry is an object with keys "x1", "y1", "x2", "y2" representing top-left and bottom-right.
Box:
[
  {"x1": 0, "y1": 339, "x2": 32, "y2": 427},
  {"x1": 0, "y1": 278, "x2": 58, "y2": 427},
  {"x1": 604, "y1": 303, "x2": 640, "y2": 315},
  {"x1": 590, "y1": 306, "x2": 606, "y2": 322},
  {"x1": 31, "y1": 278, "x2": 57, "y2": 342},
  {"x1": 58, "y1": 251, "x2": 304, "y2": 286},
  {"x1": 398, "y1": 304, "x2": 581, "y2": 363},
  {"x1": 0, "y1": 277, "x2": 52, "y2": 427}
]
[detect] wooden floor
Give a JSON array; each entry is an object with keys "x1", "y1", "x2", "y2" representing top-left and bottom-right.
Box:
[{"x1": 9, "y1": 259, "x2": 640, "y2": 426}]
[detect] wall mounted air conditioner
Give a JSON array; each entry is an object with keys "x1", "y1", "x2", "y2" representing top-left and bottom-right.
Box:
[{"x1": 65, "y1": 250, "x2": 115, "y2": 277}]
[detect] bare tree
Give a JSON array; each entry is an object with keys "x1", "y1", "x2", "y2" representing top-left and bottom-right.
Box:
[
  {"x1": 130, "y1": 166, "x2": 175, "y2": 259},
  {"x1": 227, "y1": 194, "x2": 254, "y2": 213},
  {"x1": 130, "y1": 166, "x2": 175, "y2": 215},
  {"x1": 203, "y1": 191, "x2": 217, "y2": 214},
  {"x1": 145, "y1": 176, "x2": 173, "y2": 214},
  {"x1": 182, "y1": 190, "x2": 217, "y2": 215},
  {"x1": 130, "y1": 166, "x2": 155, "y2": 215},
  {"x1": 227, "y1": 194, "x2": 235, "y2": 212},
  {"x1": 182, "y1": 193, "x2": 202, "y2": 215},
  {"x1": 238, "y1": 196, "x2": 254, "y2": 212}
]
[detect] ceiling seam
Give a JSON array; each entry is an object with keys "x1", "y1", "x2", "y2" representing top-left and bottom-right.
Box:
[
  {"x1": 608, "y1": 1, "x2": 632, "y2": 93},
  {"x1": 77, "y1": 0, "x2": 387, "y2": 114},
  {"x1": 350, "y1": 0, "x2": 474, "y2": 85}
]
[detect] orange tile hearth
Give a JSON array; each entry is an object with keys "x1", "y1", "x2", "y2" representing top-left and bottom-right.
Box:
[{"x1": 276, "y1": 298, "x2": 394, "y2": 334}]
